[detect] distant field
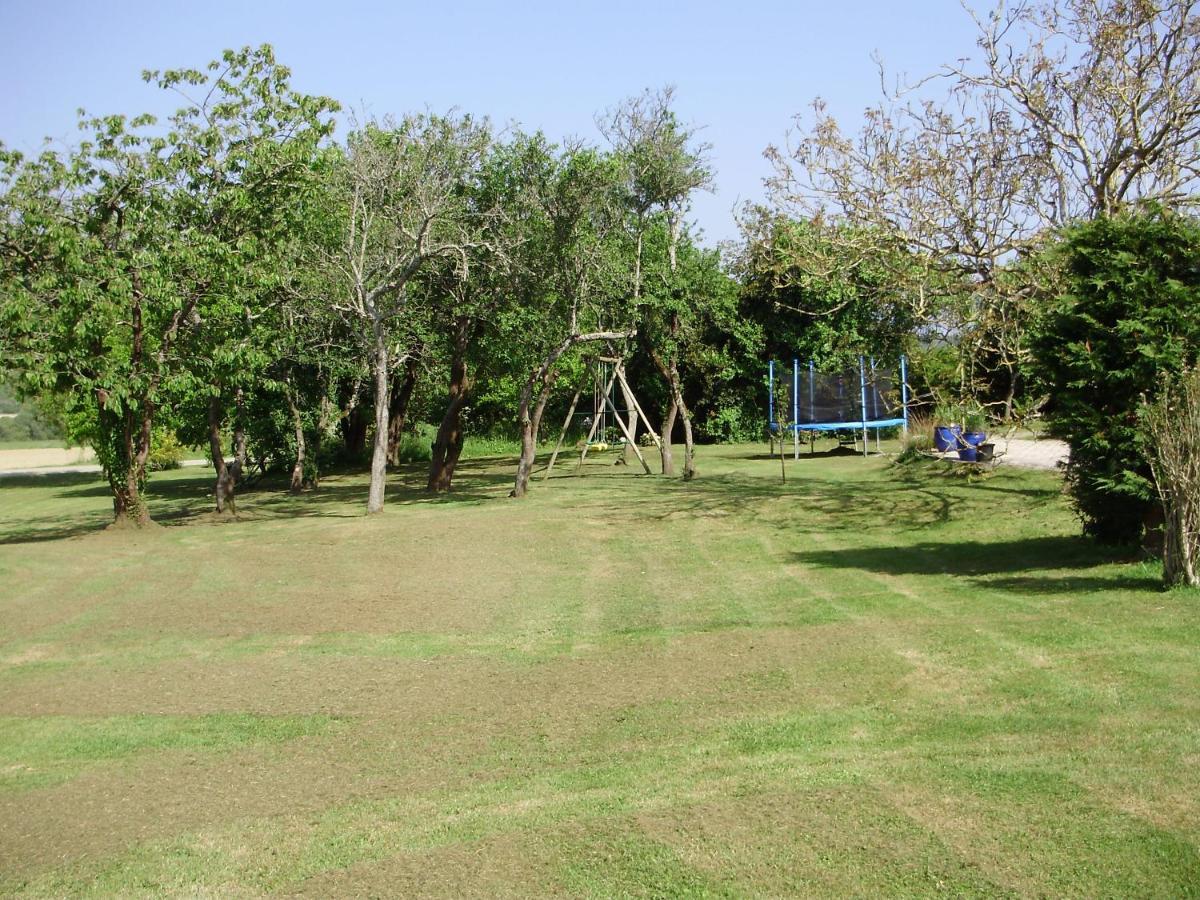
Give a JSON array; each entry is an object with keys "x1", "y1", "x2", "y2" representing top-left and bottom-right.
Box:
[
  {"x1": 0, "y1": 440, "x2": 72, "y2": 453},
  {"x1": 1, "y1": 444, "x2": 1197, "y2": 896},
  {"x1": 0, "y1": 445, "x2": 93, "y2": 470}
]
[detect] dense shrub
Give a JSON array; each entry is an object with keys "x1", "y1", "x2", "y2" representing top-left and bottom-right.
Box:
[
  {"x1": 147, "y1": 430, "x2": 185, "y2": 471},
  {"x1": 1031, "y1": 210, "x2": 1200, "y2": 544},
  {"x1": 1140, "y1": 366, "x2": 1200, "y2": 587}
]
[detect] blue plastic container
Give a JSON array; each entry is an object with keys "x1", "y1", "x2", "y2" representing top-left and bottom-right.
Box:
[
  {"x1": 933, "y1": 425, "x2": 961, "y2": 452},
  {"x1": 957, "y1": 431, "x2": 987, "y2": 461}
]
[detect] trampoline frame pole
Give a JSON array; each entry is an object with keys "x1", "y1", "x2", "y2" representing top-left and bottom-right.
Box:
[
  {"x1": 900, "y1": 354, "x2": 910, "y2": 437},
  {"x1": 768, "y1": 360, "x2": 774, "y2": 433},
  {"x1": 793, "y1": 358, "x2": 800, "y2": 460},
  {"x1": 871, "y1": 357, "x2": 881, "y2": 452},
  {"x1": 859, "y1": 356, "x2": 869, "y2": 457}
]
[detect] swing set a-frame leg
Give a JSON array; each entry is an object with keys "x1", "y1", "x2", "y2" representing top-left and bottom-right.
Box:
[
  {"x1": 543, "y1": 386, "x2": 584, "y2": 481},
  {"x1": 614, "y1": 363, "x2": 661, "y2": 449},
  {"x1": 602, "y1": 388, "x2": 652, "y2": 474}
]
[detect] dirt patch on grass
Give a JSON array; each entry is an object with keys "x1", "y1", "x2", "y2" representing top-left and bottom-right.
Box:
[{"x1": 287, "y1": 831, "x2": 564, "y2": 898}]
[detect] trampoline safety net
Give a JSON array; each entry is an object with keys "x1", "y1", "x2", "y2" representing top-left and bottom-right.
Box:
[{"x1": 769, "y1": 358, "x2": 908, "y2": 432}]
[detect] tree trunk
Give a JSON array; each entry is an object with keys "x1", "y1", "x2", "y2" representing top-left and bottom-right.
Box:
[
  {"x1": 1003, "y1": 367, "x2": 1018, "y2": 423},
  {"x1": 366, "y1": 326, "x2": 390, "y2": 514},
  {"x1": 209, "y1": 391, "x2": 243, "y2": 517},
  {"x1": 286, "y1": 385, "x2": 306, "y2": 493},
  {"x1": 387, "y1": 352, "x2": 421, "y2": 466},
  {"x1": 672, "y1": 361, "x2": 697, "y2": 481},
  {"x1": 660, "y1": 400, "x2": 677, "y2": 476},
  {"x1": 428, "y1": 318, "x2": 472, "y2": 493},
  {"x1": 107, "y1": 282, "x2": 153, "y2": 527},
  {"x1": 342, "y1": 404, "x2": 369, "y2": 459},
  {"x1": 233, "y1": 387, "x2": 247, "y2": 472},
  {"x1": 649, "y1": 321, "x2": 695, "y2": 480},
  {"x1": 108, "y1": 406, "x2": 152, "y2": 527},
  {"x1": 209, "y1": 394, "x2": 232, "y2": 514},
  {"x1": 618, "y1": 369, "x2": 638, "y2": 464},
  {"x1": 513, "y1": 374, "x2": 556, "y2": 499}
]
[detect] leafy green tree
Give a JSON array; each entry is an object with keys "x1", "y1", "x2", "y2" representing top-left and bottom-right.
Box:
[
  {"x1": 1, "y1": 118, "x2": 195, "y2": 525},
  {"x1": 735, "y1": 211, "x2": 917, "y2": 368},
  {"x1": 421, "y1": 132, "x2": 549, "y2": 493},
  {"x1": 0, "y1": 46, "x2": 335, "y2": 525},
  {"x1": 601, "y1": 87, "x2": 712, "y2": 478},
  {"x1": 510, "y1": 142, "x2": 633, "y2": 498},
  {"x1": 1031, "y1": 209, "x2": 1200, "y2": 544},
  {"x1": 151, "y1": 46, "x2": 337, "y2": 514},
  {"x1": 323, "y1": 115, "x2": 493, "y2": 514}
]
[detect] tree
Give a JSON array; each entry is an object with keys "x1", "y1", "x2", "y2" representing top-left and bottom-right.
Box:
[
  {"x1": 601, "y1": 87, "x2": 712, "y2": 478},
  {"x1": 509, "y1": 142, "x2": 632, "y2": 499},
  {"x1": 952, "y1": 0, "x2": 1200, "y2": 220},
  {"x1": 422, "y1": 133, "x2": 542, "y2": 494},
  {"x1": 1030, "y1": 209, "x2": 1200, "y2": 544},
  {"x1": 150, "y1": 46, "x2": 337, "y2": 515},
  {"x1": 0, "y1": 46, "x2": 335, "y2": 525},
  {"x1": 1, "y1": 129, "x2": 184, "y2": 525},
  {"x1": 324, "y1": 114, "x2": 493, "y2": 514},
  {"x1": 1140, "y1": 365, "x2": 1200, "y2": 587},
  {"x1": 734, "y1": 210, "x2": 918, "y2": 368}
]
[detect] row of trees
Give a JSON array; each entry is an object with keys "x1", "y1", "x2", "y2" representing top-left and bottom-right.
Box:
[
  {"x1": 1, "y1": 49, "x2": 742, "y2": 523},
  {"x1": 3, "y1": 1, "x2": 1198, "y2": 572}
]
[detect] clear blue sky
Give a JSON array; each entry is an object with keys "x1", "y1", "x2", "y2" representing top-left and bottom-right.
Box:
[{"x1": 0, "y1": 0, "x2": 978, "y2": 246}]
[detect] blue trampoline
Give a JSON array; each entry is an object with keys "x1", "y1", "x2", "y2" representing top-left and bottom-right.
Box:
[{"x1": 769, "y1": 355, "x2": 909, "y2": 457}]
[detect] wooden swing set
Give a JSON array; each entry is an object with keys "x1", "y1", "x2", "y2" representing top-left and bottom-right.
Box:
[{"x1": 542, "y1": 351, "x2": 660, "y2": 480}]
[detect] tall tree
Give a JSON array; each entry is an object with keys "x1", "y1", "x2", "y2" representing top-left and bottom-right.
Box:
[
  {"x1": 422, "y1": 134, "x2": 541, "y2": 494},
  {"x1": 1, "y1": 128, "x2": 183, "y2": 525},
  {"x1": 0, "y1": 46, "x2": 335, "y2": 524},
  {"x1": 510, "y1": 141, "x2": 632, "y2": 499},
  {"x1": 601, "y1": 87, "x2": 712, "y2": 478},
  {"x1": 324, "y1": 114, "x2": 492, "y2": 514},
  {"x1": 152, "y1": 46, "x2": 337, "y2": 515},
  {"x1": 953, "y1": 0, "x2": 1200, "y2": 220},
  {"x1": 1031, "y1": 209, "x2": 1200, "y2": 545}
]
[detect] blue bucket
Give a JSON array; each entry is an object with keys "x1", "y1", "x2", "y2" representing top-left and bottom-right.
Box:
[
  {"x1": 933, "y1": 425, "x2": 961, "y2": 452},
  {"x1": 957, "y1": 431, "x2": 987, "y2": 461}
]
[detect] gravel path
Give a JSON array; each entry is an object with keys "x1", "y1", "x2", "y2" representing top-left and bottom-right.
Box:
[{"x1": 990, "y1": 435, "x2": 1069, "y2": 471}]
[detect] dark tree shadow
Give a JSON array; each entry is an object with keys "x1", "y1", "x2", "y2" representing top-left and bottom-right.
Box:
[
  {"x1": 743, "y1": 445, "x2": 873, "y2": 462},
  {"x1": 788, "y1": 536, "x2": 1156, "y2": 594},
  {"x1": 0, "y1": 458, "x2": 527, "y2": 543}
]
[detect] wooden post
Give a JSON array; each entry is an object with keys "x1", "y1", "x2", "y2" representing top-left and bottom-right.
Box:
[
  {"x1": 602, "y1": 389, "x2": 652, "y2": 474},
  {"x1": 778, "y1": 423, "x2": 787, "y2": 483},
  {"x1": 614, "y1": 364, "x2": 661, "y2": 448},
  {"x1": 543, "y1": 387, "x2": 583, "y2": 481}
]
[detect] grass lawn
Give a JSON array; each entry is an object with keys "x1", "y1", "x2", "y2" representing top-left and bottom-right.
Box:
[{"x1": 1, "y1": 444, "x2": 1197, "y2": 896}]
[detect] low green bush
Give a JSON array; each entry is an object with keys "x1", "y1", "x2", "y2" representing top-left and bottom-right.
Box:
[{"x1": 147, "y1": 430, "x2": 185, "y2": 471}]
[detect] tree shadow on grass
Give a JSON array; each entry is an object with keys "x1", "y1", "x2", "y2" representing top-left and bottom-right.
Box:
[
  {"x1": 556, "y1": 469, "x2": 973, "y2": 534},
  {"x1": 0, "y1": 515, "x2": 112, "y2": 545},
  {"x1": 0, "y1": 459, "x2": 521, "y2": 544},
  {"x1": 788, "y1": 536, "x2": 1157, "y2": 594},
  {"x1": 742, "y1": 445, "x2": 871, "y2": 462}
]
